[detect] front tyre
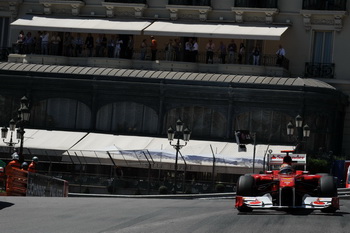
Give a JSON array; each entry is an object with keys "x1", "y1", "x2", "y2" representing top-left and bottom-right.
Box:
[
  {"x1": 319, "y1": 175, "x2": 337, "y2": 197},
  {"x1": 237, "y1": 175, "x2": 255, "y2": 196}
]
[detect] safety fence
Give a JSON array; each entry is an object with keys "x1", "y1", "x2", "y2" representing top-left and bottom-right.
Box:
[{"x1": 4, "y1": 168, "x2": 69, "y2": 197}]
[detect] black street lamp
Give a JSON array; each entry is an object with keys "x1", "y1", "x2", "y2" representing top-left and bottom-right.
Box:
[
  {"x1": 1, "y1": 96, "x2": 31, "y2": 161},
  {"x1": 167, "y1": 119, "x2": 191, "y2": 194},
  {"x1": 287, "y1": 115, "x2": 310, "y2": 153}
]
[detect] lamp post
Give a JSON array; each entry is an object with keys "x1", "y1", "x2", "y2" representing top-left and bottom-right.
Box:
[
  {"x1": 1, "y1": 96, "x2": 30, "y2": 161},
  {"x1": 167, "y1": 119, "x2": 191, "y2": 194},
  {"x1": 287, "y1": 115, "x2": 310, "y2": 153}
]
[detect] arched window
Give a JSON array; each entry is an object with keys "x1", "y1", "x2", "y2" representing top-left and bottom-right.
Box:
[
  {"x1": 96, "y1": 101, "x2": 158, "y2": 134},
  {"x1": 31, "y1": 98, "x2": 91, "y2": 129},
  {"x1": 165, "y1": 106, "x2": 226, "y2": 139}
]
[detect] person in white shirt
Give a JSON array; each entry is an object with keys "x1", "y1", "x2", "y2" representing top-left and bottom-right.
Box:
[
  {"x1": 114, "y1": 36, "x2": 123, "y2": 58},
  {"x1": 50, "y1": 32, "x2": 61, "y2": 55},
  {"x1": 206, "y1": 39, "x2": 215, "y2": 64},
  {"x1": 184, "y1": 38, "x2": 193, "y2": 62},
  {"x1": 276, "y1": 44, "x2": 286, "y2": 66},
  {"x1": 41, "y1": 31, "x2": 49, "y2": 55},
  {"x1": 192, "y1": 39, "x2": 198, "y2": 62}
]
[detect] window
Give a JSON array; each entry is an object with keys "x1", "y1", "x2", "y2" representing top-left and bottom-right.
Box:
[
  {"x1": 302, "y1": 0, "x2": 347, "y2": 11},
  {"x1": 0, "y1": 17, "x2": 10, "y2": 60},
  {"x1": 168, "y1": 0, "x2": 211, "y2": 6},
  {"x1": 103, "y1": 0, "x2": 147, "y2": 3},
  {"x1": 234, "y1": 0, "x2": 278, "y2": 8},
  {"x1": 312, "y1": 31, "x2": 333, "y2": 63}
]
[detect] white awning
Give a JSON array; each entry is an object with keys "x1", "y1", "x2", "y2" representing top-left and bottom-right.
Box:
[
  {"x1": 0, "y1": 129, "x2": 294, "y2": 169},
  {"x1": 144, "y1": 21, "x2": 289, "y2": 40},
  {"x1": 10, "y1": 15, "x2": 153, "y2": 35},
  {"x1": 0, "y1": 129, "x2": 87, "y2": 150}
]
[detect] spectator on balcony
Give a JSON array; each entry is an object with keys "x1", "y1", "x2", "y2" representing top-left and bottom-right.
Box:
[
  {"x1": 238, "y1": 43, "x2": 245, "y2": 64},
  {"x1": 63, "y1": 32, "x2": 73, "y2": 57},
  {"x1": 85, "y1": 33, "x2": 94, "y2": 57},
  {"x1": 173, "y1": 38, "x2": 181, "y2": 61},
  {"x1": 276, "y1": 44, "x2": 286, "y2": 67},
  {"x1": 107, "y1": 35, "x2": 115, "y2": 58},
  {"x1": 102, "y1": 34, "x2": 107, "y2": 57},
  {"x1": 114, "y1": 36, "x2": 123, "y2": 58},
  {"x1": 227, "y1": 39, "x2": 237, "y2": 63},
  {"x1": 252, "y1": 46, "x2": 260, "y2": 65},
  {"x1": 184, "y1": 38, "x2": 193, "y2": 62},
  {"x1": 218, "y1": 41, "x2": 227, "y2": 64},
  {"x1": 150, "y1": 36, "x2": 158, "y2": 61},
  {"x1": 41, "y1": 31, "x2": 50, "y2": 55},
  {"x1": 34, "y1": 31, "x2": 42, "y2": 55},
  {"x1": 95, "y1": 34, "x2": 102, "y2": 57},
  {"x1": 50, "y1": 32, "x2": 61, "y2": 56},
  {"x1": 95, "y1": 34, "x2": 107, "y2": 57},
  {"x1": 23, "y1": 32, "x2": 35, "y2": 54},
  {"x1": 126, "y1": 36, "x2": 134, "y2": 59},
  {"x1": 192, "y1": 39, "x2": 198, "y2": 62},
  {"x1": 206, "y1": 39, "x2": 215, "y2": 64},
  {"x1": 74, "y1": 33, "x2": 84, "y2": 57},
  {"x1": 16, "y1": 30, "x2": 25, "y2": 54},
  {"x1": 140, "y1": 39, "x2": 147, "y2": 60},
  {"x1": 165, "y1": 39, "x2": 174, "y2": 61}
]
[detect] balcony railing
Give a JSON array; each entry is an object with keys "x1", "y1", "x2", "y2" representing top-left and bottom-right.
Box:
[
  {"x1": 305, "y1": 62, "x2": 335, "y2": 78},
  {"x1": 103, "y1": 0, "x2": 147, "y2": 3},
  {"x1": 302, "y1": 0, "x2": 347, "y2": 11},
  {"x1": 234, "y1": 0, "x2": 278, "y2": 8},
  {"x1": 168, "y1": 0, "x2": 211, "y2": 6}
]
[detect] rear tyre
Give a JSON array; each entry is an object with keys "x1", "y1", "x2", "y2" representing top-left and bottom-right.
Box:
[
  {"x1": 237, "y1": 175, "x2": 255, "y2": 196},
  {"x1": 319, "y1": 175, "x2": 337, "y2": 197}
]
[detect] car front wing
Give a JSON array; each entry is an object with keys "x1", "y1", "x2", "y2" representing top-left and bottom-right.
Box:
[{"x1": 235, "y1": 193, "x2": 339, "y2": 210}]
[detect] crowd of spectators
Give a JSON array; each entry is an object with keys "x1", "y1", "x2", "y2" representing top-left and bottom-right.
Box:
[{"x1": 13, "y1": 30, "x2": 285, "y2": 66}]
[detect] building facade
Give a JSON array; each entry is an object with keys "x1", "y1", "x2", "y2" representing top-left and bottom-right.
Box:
[{"x1": 0, "y1": 1, "x2": 349, "y2": 192}]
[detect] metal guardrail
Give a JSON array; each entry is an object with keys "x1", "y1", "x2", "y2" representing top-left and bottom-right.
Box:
[
  {"x1": 70, "y1": 188, "x2": 350, "y2": 199},
  {"x1": 338, "y1": 188, "x2": 350, "y2": 198}
]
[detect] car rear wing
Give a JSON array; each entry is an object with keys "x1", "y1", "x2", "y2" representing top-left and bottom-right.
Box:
[{"x1": 268, "y1": 153, "x2": 307, "y2": 170}]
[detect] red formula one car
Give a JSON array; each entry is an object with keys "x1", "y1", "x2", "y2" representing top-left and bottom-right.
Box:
[{"x1": 235, "y1": 151, "x2": 339, "y2": 213}]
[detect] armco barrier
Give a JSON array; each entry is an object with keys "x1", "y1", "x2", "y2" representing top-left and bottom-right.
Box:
[
  {"x1": 5, "y1": 168, "x2": 68, "y2": 197},
  {"x1": 26, "y1": 172, "x2": 69, "y2": 197},
  {"x1": 69, "y1": 188, "x2": 350, "y2": 199}
]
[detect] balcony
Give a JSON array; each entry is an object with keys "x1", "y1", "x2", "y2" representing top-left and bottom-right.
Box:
[
  {"x1": 302, "y1": 0, "x2": 347, "y2": 11},
  {"x1": 168, "y1": 0, "x2": 211, "y2": 6},
  {"x1": 234, "y1": 0, "x2": 278, "y2": 8},
  {"x1": 305, "y1": 62, "x2": 335, "y2": 79},
  {"x1": 103, "y1": 0, "x2": 147, "y2": 3}
]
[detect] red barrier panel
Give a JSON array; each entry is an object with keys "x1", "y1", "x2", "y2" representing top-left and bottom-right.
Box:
[
  {"x1": 5, "y1": 167, "x2": 69, "y2": 197},
  {"x1": 6, "y1": 168, "x2": 28, "y2": 196}
]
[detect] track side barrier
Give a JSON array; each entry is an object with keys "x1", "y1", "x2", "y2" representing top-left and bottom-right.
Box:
[
  {"x1": 6, "y1": 168, "x2": 28, "y2": 196},
  {"x1": 26, "y1": 173, "x2": 69, "y2": 197},
  {"x1": 5, "y1": 168, "x2": 69, "y2": 197}
]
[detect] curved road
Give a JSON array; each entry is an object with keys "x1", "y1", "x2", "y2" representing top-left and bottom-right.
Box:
[{"x1": 0, "y1": 196, "x2": 349, "y2": 233}]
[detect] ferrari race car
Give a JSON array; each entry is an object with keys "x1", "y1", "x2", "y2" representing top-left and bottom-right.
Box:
[{"x1": 235, "y1": 151, "x2": 339, "y2": 213}]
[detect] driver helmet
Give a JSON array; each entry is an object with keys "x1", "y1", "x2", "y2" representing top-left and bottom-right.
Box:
[{"x1": 279, "y1": 164, "x2": 293, "y2": 174}]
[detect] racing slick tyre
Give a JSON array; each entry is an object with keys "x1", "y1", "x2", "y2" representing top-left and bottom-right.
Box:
[
  {"x1": 237, "y1": 175, "x2": 255, "y2": 196},
  {"x1": 319, "y1": 175, "x2": 337, "y2": 197}
]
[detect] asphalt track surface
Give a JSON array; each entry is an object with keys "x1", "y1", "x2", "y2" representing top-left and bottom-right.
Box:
[{"x1": 1, "y1": 196, "x2": 349, "y2": 233}]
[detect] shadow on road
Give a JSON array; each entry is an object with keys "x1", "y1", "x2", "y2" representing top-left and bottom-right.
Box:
[
  {"x1": 237, "y1": 209, "x2": 350, "y2": 216},
  {"x1": 0, "y1": 201, "x2": 14, "y2": 210}
]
